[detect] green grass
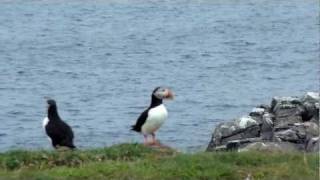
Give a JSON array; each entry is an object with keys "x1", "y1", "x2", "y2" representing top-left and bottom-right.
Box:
[{"x1": 0, "y1": 143, "x2": 318, "y2": 180}]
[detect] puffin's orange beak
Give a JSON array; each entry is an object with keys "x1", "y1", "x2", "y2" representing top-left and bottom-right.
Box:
[{"x1": 165, "y1": 89, "x2": 174, "y2": 100}]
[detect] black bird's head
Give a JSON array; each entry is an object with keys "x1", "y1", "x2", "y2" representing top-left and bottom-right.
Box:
[
  {"x1": 45, "y1": 98, "x2": 60, "y2": 119},
  {"x1": 152, "y1": 87, "x2": 174, "y2": 100},
  {"x1": 47, "y1": 99, "x2": 57, "y2": 107}
]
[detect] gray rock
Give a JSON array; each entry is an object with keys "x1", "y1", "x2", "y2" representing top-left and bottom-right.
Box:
[
  {"x1": 207, "y1": 116, "x2": 260, "y2": 151},
  {"x1": 301, "y1": 102, "x2": 318, "y2": 121},
  {"x1": 304, "y1": 122, "x2": 319, "y2": 138},
  {"x1": 208, "y1": 121, "x2": 237, "y2": 148},
  {"x1": 207, "y1": 121, "x2": 235, "y2": 150},
  {"x1": 207, "y1": 92, "x2": 319, "y2": 153},
  {"x1": 314, "y1": 103, "x2": 319, "y2": 123},
  {"x1": 308, "y1": 102, "x2": 319, "y2": 124},
  {"x1": 301, "y1": 92, "x2": 320, "y2": 104},
  {"x1": 273, "y1": 122, "x2": 310, "y2": 143},
  {"x1": 274, "y1": 109, "x2": 303, "y2": 128},
  {"x1": 273, "y1": 122, "x2": 319, "y2": 145},
  {"x1": 271, "y1": 96, "x2": 301, "y2": 112},
  {"x1": 306, "y1": 137, "x2": 319, "y2": 152},
  {"x1": 271, "y1": 96, "x2": 305, "y2": 128},
  {"x1": 211, "y1": 145, "x2": 227, "y2": 151},
  {"x1": 257, "y1": 104, "x2": 271, "y2": 112},
  {"x1": 303, "y1": 122, "x2": 320, "y2": 150},
  {"x1": 249, "y1": 107, "x2": 265, "y2": 122},
  {"x1": 208, "y1": 138, "x2": 263, "y2": 152},
  {"x1": 225, "y1": 138, "x2": 262, "y2": 151},
  {"x1": 274, "y1": 129, "x2": 301, "y2": 143},
  {"x1": 301, "y1": 92, "x2": 319, "y2": 122},
  {"x1": 260, "y1": 113, "x2": 274, "y2": 140},
  {"x1": 235, "y1": 116, "x2": 259, "y2": 128},
  {"x1": 249, "y1": 107, "x2": 265, "y2": 116},
  {"x1": 239, "y1": 142, "x2": 303, "y2": 152},
  {"x1": 220, "y1": 125, "x2": 260, "y2": 145},
  {"x1": 291, "y1": 124, "x2": 307, "y2": 140}
]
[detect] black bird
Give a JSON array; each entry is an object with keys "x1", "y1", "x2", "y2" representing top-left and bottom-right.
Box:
[
  {"x1": 43, "y1": 99, "x2": 76, "y2": 149},
  {"x1": 131, "y1": 87, "x2": 174, "y2": 145}
]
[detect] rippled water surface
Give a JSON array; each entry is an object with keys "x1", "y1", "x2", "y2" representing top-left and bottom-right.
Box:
[{"x1": 0, "y1": 0, "x2": 319, "y2": 151}]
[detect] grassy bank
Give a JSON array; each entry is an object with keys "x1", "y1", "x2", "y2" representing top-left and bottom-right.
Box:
[{"x1": 0, "y1": 144, "x2": 318, "y2": 180}]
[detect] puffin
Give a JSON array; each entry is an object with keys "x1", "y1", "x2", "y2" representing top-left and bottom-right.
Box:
[
  {"x1": 42, "y1": 99, "x2": 76, "y2": 149},
  {"x1": 131, "y1": 87, "x2": 174, "y2": 145}
]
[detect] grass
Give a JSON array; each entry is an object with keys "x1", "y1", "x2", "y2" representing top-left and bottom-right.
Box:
[{"x1": 0, "y1": 143, "x2": 318, "y2": 180}]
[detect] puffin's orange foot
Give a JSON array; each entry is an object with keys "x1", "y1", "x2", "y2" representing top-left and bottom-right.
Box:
[
  {"x1": 153, "y1": 140, "x2": 161, "y2": 146},
  {"x1": 144, "y1": 141, "x2": 155, "y2": 146},
  {"x1": 147, "y1": 140, "x2": 161, "y2": 147}
]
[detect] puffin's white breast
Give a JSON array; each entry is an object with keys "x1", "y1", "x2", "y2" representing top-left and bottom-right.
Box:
[
  {"x1": 42, "y1": 117, "x2": 49, "y2": 129},
  {"x1": 42, "y1": 117, "x2": 52, "y2": 142},
  {"x1": 141, "y1": 104, "x2": 168, "y2": 134}
]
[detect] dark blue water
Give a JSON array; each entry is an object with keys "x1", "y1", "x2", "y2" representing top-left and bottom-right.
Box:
[{"x1": 0, "y1": 0, "x2": 319, "y2": 151}]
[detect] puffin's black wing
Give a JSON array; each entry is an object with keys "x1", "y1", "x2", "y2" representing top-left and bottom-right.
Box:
[
  {"x1": 131, "y1": 109, "x2": 149, "y2": 132},
  {"x1": 45, "y1": 120, "x2": 76, "y2": 149}
]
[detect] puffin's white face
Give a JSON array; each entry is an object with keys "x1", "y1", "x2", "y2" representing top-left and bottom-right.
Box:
[{"x1": 153, "y1": 87, "x2": 174, "y2": 100}]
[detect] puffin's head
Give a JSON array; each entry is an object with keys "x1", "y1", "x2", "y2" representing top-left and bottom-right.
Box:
[
  {"x1": 152, "y1": 87, "x2": 174, "y2": 100},
  {"x1": 46, "y1": 99, "x2": 57, "y2": 108}
]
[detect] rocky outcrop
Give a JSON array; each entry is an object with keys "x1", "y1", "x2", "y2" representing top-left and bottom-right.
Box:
[{"x1": 207, "y1": 92, "x2": 319, "y2": 153}]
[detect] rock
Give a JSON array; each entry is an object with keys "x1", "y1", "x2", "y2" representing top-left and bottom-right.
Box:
[
  {"x1": 306, "y1": 102, "x2": 319, "y2": 124},
  {"x1": 301, "y1": 92, "x2": 319, "y2": 122},
  {"x1": 271, "y1": 96, "x2": 305, "y2": 128},
  {"x1": 305, "y1": 137, "x2": 319, "y2": 152},
  {"x1": 207, "y1": 116, "x2": 260, "y2": 151},
  {"x1": 304, "y1": 122, "x2": 319, "y2": 138},
  {"x1": 301, "y1": 102, "x2": 318, "y2": 121},
  {"x1": 301, "y1": 92, "x2": 320, "y2": 104},
  {"x1": 235, "y1": 116, "x2": 259, "y2": 128},
  {"x1": 274, "y1": 129, "x2": 302, "y2": 143},
  {"x1": 273, "y1": 122, "x2": 319, "y2": 145},
  {"x1": 273, "y1": 122, "x2": 313, "y2": 143},
  {"x1": 257, "y1": 104, "x2": 271, "y2": 112},
  {"x1": 211, "y1": 145, "x2": 227, "y2": 151},
  {"x1": 225, "y1": 138, "x2": 262, "y2": 151},
  {"x1": 274, "y1": 108, "x2": 303, "y2": 128},
  {"x1": 313, "y1": 102, "x2": 319, "y2": 123},
  {"x1": 271, "y1": 96, "x2": 301, "y2": 112},
  {"x1": 249, "y1": 107, "x2": 265, "y2": 122},
  {"x1": 249, "y1": 107, "x2": 265, "y2": 117},
  {"x1": 209, "y1": 138, "x2": 263, "y2": 151},
  {"x1": 207, "y1": 121, "x2": 237, "y2": 149},
  {"x1": 207, "y1": 92, "x2": 319, "y2": 153},
  {"x1": 239, "y1": 142, "x2": 303, "y2": 152},
  {"x1": 220, "y1": 125, "x2": 260, "y2": 145},
  {"x1": 261, "y1": 113, "x2": 274, "y2": 140},
  {"x1": 303, "y1": 122, "x2": 319, "y2": 150}
]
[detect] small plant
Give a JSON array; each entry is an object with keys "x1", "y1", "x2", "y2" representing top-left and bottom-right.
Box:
[{"x1": 4, "y1": 157, "x2": 20, "y2": 170}]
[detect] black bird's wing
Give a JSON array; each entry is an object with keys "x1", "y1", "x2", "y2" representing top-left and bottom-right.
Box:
[
  {"x1": 59, "y1": 120, "x2": 74, "y2": 139},
  {"x1": 131, "y1": 109, "x2": 149, "y2": 132},
  {"x1": 45, "y1": 120, "x2": 75, "y2": 148}
]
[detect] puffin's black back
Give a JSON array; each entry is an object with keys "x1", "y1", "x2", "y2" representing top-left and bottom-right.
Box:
[
  {"x1": 131, "y1": 109, "x2": 149, "y2": 132},
  {"x1": 46, "y1": 101, "x2": 76, "y2": 149}
]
